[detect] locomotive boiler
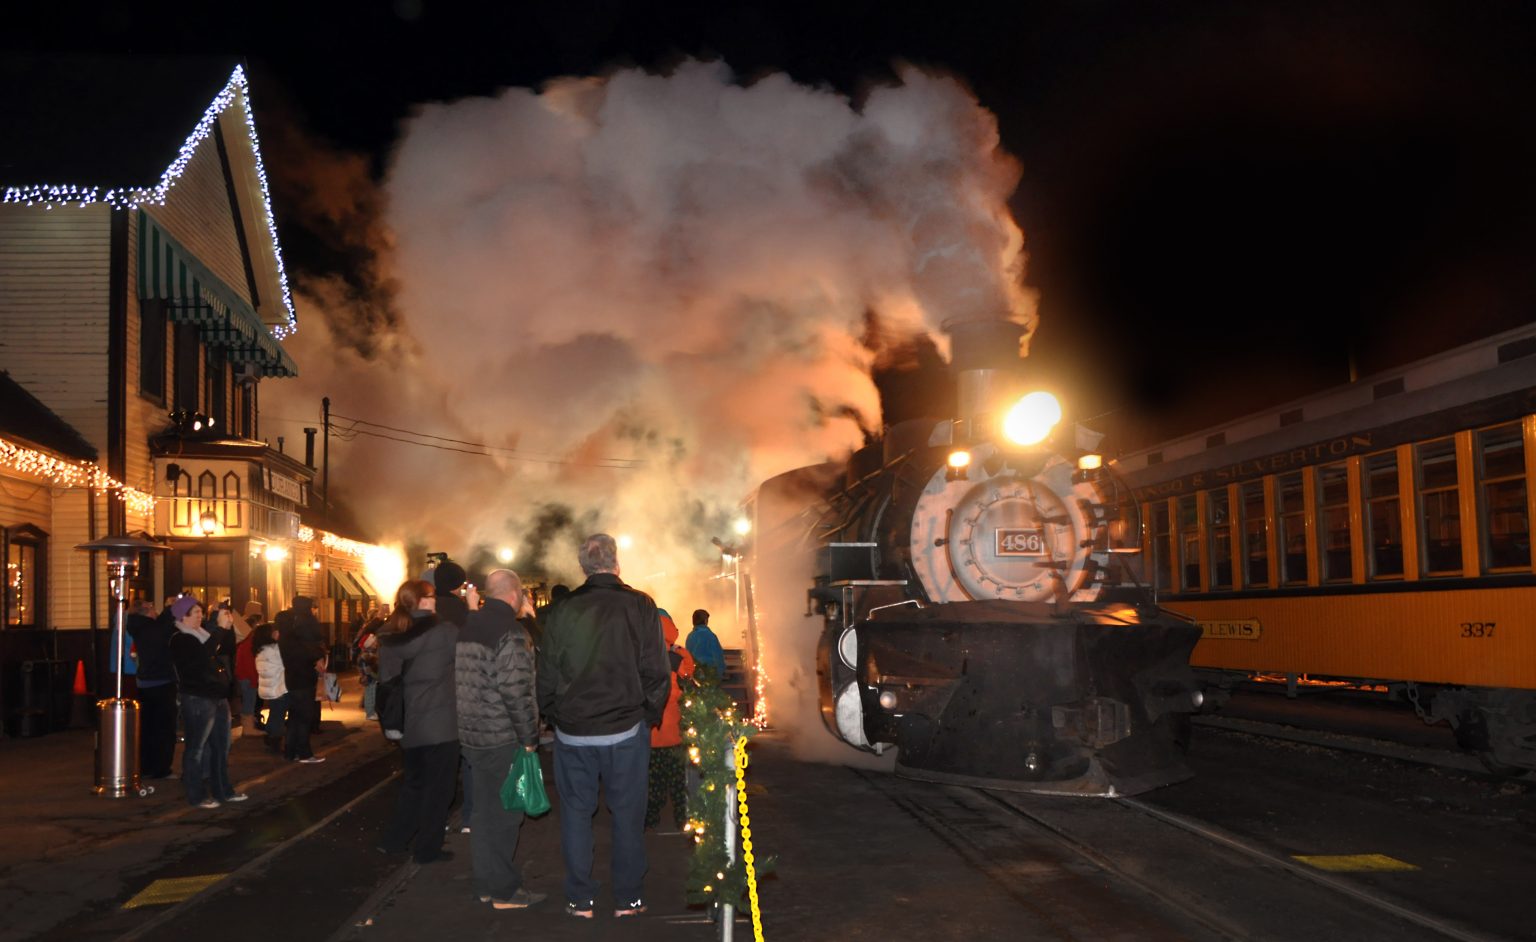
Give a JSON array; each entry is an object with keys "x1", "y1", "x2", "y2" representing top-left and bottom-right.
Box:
[{"x1": 758, "y1": 320, "x2": 1203, "y2": 796}]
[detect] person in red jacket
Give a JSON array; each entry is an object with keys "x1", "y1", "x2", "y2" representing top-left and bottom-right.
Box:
[
  {"x1": 645, "y1": 609, "x2": 694, "y2": 831},
  {"x1": 234, "y1": 604, "x2": 262, "y2": 733}
]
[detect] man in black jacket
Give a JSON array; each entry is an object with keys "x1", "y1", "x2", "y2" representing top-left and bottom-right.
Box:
[
  {"x1": 537, "y1": 534, "x2": 670, "y2": 919},
  {"x1": 457, "y1": 569, "x2": 545, "y2": 909},
  {"x1": 127, "y1": 599, "x2": 177, "y2": 778},
  {"x1": 279, "y1": 598, "x2": 327, "y2": 763},
  {"x1": 293, "y1": 596, "x2": 330, "y2": 734}
]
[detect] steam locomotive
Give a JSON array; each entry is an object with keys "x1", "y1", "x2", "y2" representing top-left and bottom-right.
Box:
[{"x1": 754, "y1": 320, "x2": 1203, "y2": 796}]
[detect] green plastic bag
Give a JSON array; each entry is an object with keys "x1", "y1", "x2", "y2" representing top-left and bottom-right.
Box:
[{"x1": 499, "y1": 749, "x2": 551, "y2": 816}]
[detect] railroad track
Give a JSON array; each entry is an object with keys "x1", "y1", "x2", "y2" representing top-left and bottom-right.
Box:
[
  {"x1": 856, "y1": 768, "x2": 1508, "y2": 941},
  {"x1": 1192, "y1": 713, "x2": 1511, "y2": 777}
]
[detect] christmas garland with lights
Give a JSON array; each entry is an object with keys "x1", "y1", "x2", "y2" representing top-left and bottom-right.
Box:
[{"x1": 680, "y1": 675, "x2": 776, "y2": 908}]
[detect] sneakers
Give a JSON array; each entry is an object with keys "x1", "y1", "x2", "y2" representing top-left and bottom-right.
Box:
[
  {"x1": 491, "y1": 888, "x2": 547, "y2": 909},
  {"x1": 223, "y1": 793, "x2": 250, "y2": 803},
  {"x1": 297, "y1": 756, "x2": 326, "y2": 764},
  {"x1": 615, "y1": 898, "x2": 647, "y2": 918},
  {"x1": 194, "y1": 798, "x2": 220, "y2": 809},
  {"x1": 565, "y1": 900, "x2": 594, "y2": 919}
]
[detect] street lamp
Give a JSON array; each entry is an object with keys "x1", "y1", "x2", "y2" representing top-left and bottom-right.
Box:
[
  {"x1": 198, "y1": 511, "x2": 218, "y2": 536},
  {"x1": 76, "y1": 535, "x2": 167, "y2": 798}
]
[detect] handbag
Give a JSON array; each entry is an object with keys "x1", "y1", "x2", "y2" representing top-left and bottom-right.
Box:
[
  {"x1": 375, "y1": 657, "x2": 411, "y2": 741},
  {"x1": 322, "y1": 671, "x2": 341, "y2": 703},
  {"x1": 499, "y1": 749, "x2": 551, "y2": 816}
]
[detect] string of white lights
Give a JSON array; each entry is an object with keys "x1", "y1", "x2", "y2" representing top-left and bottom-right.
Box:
[
  {"x1": 0, "y1": 436, "x2": 156, "y2": 516},
  {"x1": 294, "y1": 524, "x2": 371, "y2": 559},
  {"x1": 1, "y1": 65, "x2": 298, "y2": 338}
]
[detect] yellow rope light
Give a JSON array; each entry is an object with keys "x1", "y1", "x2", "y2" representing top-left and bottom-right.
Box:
[
  {"x1": 0, "y1": 436, "x2": 155, "y2": 516},
  {"x1": 733, "y1": 736, "x2": 766, "y2": 942}
]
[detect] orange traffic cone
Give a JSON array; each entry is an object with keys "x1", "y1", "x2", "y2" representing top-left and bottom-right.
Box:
[{"x1": 70, "y1": 660, "x2": 93, "y2": 729}]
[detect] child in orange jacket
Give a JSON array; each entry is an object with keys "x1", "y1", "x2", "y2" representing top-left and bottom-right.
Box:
[{"x1": 646, "y1": 609, "x2": 694, "y2": 830}]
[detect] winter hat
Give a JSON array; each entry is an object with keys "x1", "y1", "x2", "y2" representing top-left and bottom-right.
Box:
[
  {"x1": 432, "y1": 560, "x2": 467, "y2": 597},
  {"x1": 171, "y1": 596, "x2": 201, "y2": 620}
]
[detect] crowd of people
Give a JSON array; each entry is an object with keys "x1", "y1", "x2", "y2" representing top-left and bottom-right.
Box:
[
  {"x1": 369, "y1": 533, "x2": 728, "y2": 917},
  {"x1": 125, "y1": 532, "x2": 730, "y2": 918},
  {"x1": 125, "y1": 592, "x2": 338, "y2": 809}
]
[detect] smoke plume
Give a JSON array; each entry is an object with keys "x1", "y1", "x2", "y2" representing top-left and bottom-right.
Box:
[{"x1": 267, "y1": 58, "x2": 1030, "y2": 757}]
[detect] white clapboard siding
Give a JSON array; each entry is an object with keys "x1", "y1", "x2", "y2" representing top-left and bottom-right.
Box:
[
  {"x1": 47, "y1": 488, "x2": 110, "y2": 631},
  {"x1": 0, "y1": 471, "x2": 52, "y2": 531},
  {"x1": 0, "y1": 204, "x2": 111, "y2": 453},
  {"x1": 147, "y1": 111, "x2": 256, "y2": 309}
]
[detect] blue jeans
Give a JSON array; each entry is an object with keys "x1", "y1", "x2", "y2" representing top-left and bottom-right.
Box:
[
  {"x1": 181, "y1": 695, "x2": 233, "y2": 805},
  {"x1": 460, "y1": 753, "x2": 474, "y2": 821},
  {"x1": 238, "y1": 679, "x2": 258, "y2": 720},
  {"x1": 553, "y1": 731, "x2": 650, "y2": 905}
]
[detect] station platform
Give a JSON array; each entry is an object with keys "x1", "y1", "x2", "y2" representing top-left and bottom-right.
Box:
[{"x1": 0, "y1": 671, "x2": 1038, "y2": 941}]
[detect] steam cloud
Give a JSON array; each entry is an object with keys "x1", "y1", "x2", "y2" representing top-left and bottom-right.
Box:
[{"x1": 267, "y1": 58, "x2": 1030, "y2": 759}]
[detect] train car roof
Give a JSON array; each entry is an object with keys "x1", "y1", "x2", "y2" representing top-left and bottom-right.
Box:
[{"x1": 1114, "y1": 319, "x2": 1536, "y2": 491}]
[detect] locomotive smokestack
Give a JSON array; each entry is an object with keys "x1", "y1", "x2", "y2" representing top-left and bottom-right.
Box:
[{"x1": 944, "y1": 319, "x2": 1025, "y2": 440}]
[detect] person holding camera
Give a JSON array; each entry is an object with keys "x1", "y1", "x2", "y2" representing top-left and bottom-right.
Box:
[{"x1": 168, "y1": 597, "x2": 248, "y2": 809}]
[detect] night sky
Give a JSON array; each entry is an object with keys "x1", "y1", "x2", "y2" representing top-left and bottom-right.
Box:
[{"x1": 11, "y1": 0, "x2": 1536, "y2": 449}]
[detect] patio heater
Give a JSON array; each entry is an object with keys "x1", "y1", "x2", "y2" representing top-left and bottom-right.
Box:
[{"x1": 77, "y1": 535, "x2": 167, "y2": 798}]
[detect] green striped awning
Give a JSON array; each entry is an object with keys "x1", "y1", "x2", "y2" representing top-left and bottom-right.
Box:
[{"x1": 137, "y1": 211, "x2": 298, "y2": 377}]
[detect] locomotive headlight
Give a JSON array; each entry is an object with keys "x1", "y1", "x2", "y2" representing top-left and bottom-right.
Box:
[
  {"x1": 1077, "y1": 453, "x2": 1103, "y2": 471},
  {"x1": 947, "y1": 449, "x2": 972, "y2": 469},
  {"x1": 878, "y1": 690, "x2": 899, "y2": 710},
  {"x1": 1003, "y1": 392, "x2": 1062, "y2": 446}
]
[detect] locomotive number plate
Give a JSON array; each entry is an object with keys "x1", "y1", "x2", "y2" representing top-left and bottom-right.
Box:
[
  {"x1": 1197, "y1": 619, "x2": 1263, "y2": 640},
  {"x1": 995, "y1": 528, "x2": 1046, "y2": 556}
]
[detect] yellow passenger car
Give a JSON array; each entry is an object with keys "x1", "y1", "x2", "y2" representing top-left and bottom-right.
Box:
[{"x1": 1116, "y1": 323, "x2": 1536, "y2": 773}]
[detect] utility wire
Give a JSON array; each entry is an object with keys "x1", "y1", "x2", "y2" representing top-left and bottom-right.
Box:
[
  {"x1": 327, "y1": 413, "x2": 645, "y2": 469},
  {"x1": 330, "y1": 412, "x2": 608, "y2": 460}
]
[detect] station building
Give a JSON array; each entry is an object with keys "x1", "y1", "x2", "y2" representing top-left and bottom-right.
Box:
[{"x1": 0, "y1": 60, "x2": 383, "y2": 724}]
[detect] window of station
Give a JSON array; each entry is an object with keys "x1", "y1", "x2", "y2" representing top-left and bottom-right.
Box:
[
  {"x1": 1241, "y1": 480, "x2": 1268, "y2": 586},
  {"x1": 1317, "y1": 463, "x2": 1351, "y2": 582},
  {"x1": 179, "y1": 552, "x2": 233, "y2": 607},
  {"x1": 1477, "y1": 423, "x2": 1530, "y2": 571},
  {"x1": 1148, "y1": 501, "x2": 1173, "y2": 592},
  {"x1": 1364, "y1": 451, "x2": 1403, "y2": 578},
  {"x1": 1417, "y1": 438, "x2": 1462, "y2": 575},
  {"x1": 4, "y1": 528, "x2": 44, "y2": 627},
  {"x1": 1207, "y1": 489, "x2": 1233, "y2": 590},
  {"x1": 1277, "y1": 472, "x2": 1307, "y2": 585},
  {"x1": 1177, "y1": 494, "x2": 1200, "y2": 591}
]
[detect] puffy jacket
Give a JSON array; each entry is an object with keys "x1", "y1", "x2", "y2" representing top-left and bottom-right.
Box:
[
  {"x1": 379, "y1": 612, "x2": 459, "y2": 748},
  {"x1": 455, "y1": 598, "x2": 540, "y2": 749},
  {"x1": 255, "y1": 643, "x2": 287, "y2": 699},
  {"x1": 537, "y1": 573, "x2": 670, "y2": 737}
]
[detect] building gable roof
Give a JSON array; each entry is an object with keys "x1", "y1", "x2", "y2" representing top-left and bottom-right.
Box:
[{"x1": 0, "y1": 57, "x2": 297, "y2": 339}]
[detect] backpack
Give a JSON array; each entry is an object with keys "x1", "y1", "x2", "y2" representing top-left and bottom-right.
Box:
[{"x1": 375, "y1": 657, "x2": 411, "y2": 741}]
